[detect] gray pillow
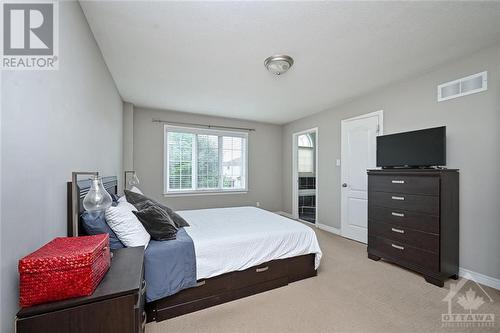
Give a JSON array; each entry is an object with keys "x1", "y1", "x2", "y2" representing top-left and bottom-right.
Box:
[
  {"x1": 124, "y1": 190, "x2": 190, "y2": 228},
  {"x1": 133, "y1": 204, "x2": 178, "y2": 241},
  {"x1": 81, "y1": 211, "x2": 124, "y2": 250}
]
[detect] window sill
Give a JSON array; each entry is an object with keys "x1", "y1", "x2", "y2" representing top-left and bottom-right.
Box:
[{"x1": 163, "y1": 190, "x2": 248, "y2": 197}]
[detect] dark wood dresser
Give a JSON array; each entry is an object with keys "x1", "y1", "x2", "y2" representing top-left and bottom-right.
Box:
[
  {"x1": 16, "y1": 247, "x2": 146, "y2": 333},
  {"x1": 367, "y1": 169, "x2": 459, "y2": 287}
]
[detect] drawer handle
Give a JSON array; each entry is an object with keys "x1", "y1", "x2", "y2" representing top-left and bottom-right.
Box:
[
  {"x1": 391, "y1": 227, "x2": 405, "y2": 234},
  {"x1": 391, "y1": 212, "x2": 405, "y2": 217},
  {"x1": 391, "y1": 244, "x2": 405, "y2": 250},
  {"x1": 141, "y1": 310, "x2": 147, "y2": 331},
  {"x1": 135, "y1": 280, "x2": 147, "y2": 310},
  {"x1": 391, "y1": 196, "x2": 405, "y2": 201},
  {"x1": 195, "y1": 280, "x2": 206, "y2": 287},
  {"x1": 391, "y1": 180, "x2": 405, "y2": 184},
  {"x1": 256, "y1": 266, "x2": 269, "y2": 273}
]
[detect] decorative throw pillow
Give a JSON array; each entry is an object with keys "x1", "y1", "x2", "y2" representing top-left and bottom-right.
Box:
[
  {"x1": 133, "y1": 204, "x2": 178, "y2": 241},
  {"x1": 119, "y1": 200, "x2": 138, "y2": 212},
  {"x1": 124, "y1": 190, "x2": 190, "y2": 228},
  {"x1": 81, "y1": 211, "x2": 124, "y2": 250},
  {"x1": 105, "y1": 201, "x2": 150, "y2": 248}
]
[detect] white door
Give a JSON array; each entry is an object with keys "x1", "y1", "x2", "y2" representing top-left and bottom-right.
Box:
[{"x1": 341, "y1": 111, "x2": 383, "y2": 243}]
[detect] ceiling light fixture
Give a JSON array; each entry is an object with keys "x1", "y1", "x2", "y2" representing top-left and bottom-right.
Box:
[{"x1": 264, "y1": 55, "x2": 294, "y2": 75}]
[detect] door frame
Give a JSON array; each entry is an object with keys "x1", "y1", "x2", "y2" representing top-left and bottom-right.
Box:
[
  {"x1": 292, "y1": 127, "x2": 319, "y2": 224},
  {"x1": 340, "y1": 110, "x2": 383, "y2": 240}
]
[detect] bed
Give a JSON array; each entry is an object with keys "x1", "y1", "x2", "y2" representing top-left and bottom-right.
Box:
[{"x1": 67, "y1": 176, "x2": 322, "y2": 323}]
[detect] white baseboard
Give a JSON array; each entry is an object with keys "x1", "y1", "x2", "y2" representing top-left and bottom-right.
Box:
[
  {"x1": 317, "y1": 223, "x2": 341, "y2": 235},
  {"x1": 277, "y1": 211, "x2": 499, "y2": 291},
  {"x1": 459, "y1": 267, "x2": 500, "y2": 290}
]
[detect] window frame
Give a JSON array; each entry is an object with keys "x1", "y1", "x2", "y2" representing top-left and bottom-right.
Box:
[{"x1": 163, "y1": 125, "x2": 249, "y2": 196}]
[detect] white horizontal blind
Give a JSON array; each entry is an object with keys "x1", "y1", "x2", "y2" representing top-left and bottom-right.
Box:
[
  {"x1": 297, "y1": 133, "x2": 314, "y2": 173},
  {"x1": 222, "y1": 136, "x2": 245, "y2": 189},
  {"x1": 167, "y1": 132, "x2": 194, "y2": 190},
  {"x1": 298, "y1": 148, "x2": 314, "y2": 173},
  {"x1": 197, "y1": 134, "x2": 219, "y2": 189},
  {"x1": 165, "y1": 126, "x2": 248, "y2": 194}
]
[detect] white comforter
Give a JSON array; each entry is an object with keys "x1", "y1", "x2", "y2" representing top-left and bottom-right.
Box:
[{"x1": 178, "y1": 206, "x2": 322, "y2": 280}]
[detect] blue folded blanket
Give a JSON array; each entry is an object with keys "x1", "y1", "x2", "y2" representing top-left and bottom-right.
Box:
[{"x1": 144, "y1": 228, "x2": 197, "y2": 302}]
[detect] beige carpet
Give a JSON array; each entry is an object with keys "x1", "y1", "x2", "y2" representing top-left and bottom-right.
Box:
[{"x1": 147, "y1": 228, "x2": 500, "y2": 333}]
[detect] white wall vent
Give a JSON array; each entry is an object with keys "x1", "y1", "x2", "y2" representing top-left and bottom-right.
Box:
[{"x1": 437, "y1": 71, "x2": 487, "y2": 102}]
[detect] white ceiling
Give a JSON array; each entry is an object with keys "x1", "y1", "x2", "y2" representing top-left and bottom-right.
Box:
[{"x1": 81, "y1": 1, "x2": 500, "y2": 124}]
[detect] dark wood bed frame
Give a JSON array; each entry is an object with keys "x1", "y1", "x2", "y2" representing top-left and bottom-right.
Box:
[{"x1": 68, "y1": 176, "x2": 317, "y2": 323}]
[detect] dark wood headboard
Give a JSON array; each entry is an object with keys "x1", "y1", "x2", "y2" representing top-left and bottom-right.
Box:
[{"x1": 66, "y1": 176, "x2": 118, "y2": 237}]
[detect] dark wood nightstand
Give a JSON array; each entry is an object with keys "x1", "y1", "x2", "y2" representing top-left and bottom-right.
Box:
[{"x1": 16, "y1": 247, "x2": 146, "y2": 333}]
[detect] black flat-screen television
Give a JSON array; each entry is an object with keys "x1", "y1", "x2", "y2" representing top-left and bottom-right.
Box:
[{"x1": 377, "y1": 126, "x2": 446, "y2": 168}]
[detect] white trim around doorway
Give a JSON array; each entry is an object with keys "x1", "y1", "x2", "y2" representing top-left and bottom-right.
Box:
[{"x1": 292, "y1": 127, "x2": 319, "y2": 226}]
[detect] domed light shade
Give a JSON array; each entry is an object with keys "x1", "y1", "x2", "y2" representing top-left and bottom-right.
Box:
[
  {"x1": 83, "y1": 176, "x2": 113, "y2": 214},
  {"x1": 264, "y1": 55, "x2": 294, "y2": 75}
]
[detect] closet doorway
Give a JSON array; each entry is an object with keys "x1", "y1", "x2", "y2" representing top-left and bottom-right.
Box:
[{"x1": 292, "y1": 128, "x2": 318, "y2": 224}]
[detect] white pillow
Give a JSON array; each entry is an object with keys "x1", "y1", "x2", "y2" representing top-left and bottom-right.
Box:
[
  {"x1": 105, "y1": 202, "x2": 150, "y2": 248},
  {"x1": 119, "y1": 200, "x2": 137, "y2": 212},
  {"x1": 130, "y1": 186, "x2": 144, "y2": 195}
]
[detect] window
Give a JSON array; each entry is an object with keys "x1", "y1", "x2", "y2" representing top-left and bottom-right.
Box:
[
  {"x1": 298, "y1": 134, "x2": 313, "y2": 148},
  {"x1": 298, "y1": 134, "x2": 314, "y2": 173},
  {"x1": 164, "y1": 126, "x2": 248, "y2": 194}
]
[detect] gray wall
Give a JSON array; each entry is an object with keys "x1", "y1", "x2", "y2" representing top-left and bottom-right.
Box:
[
  {"x1": 133, "y1": 107, "x2": 283, "y2": 212},
  {"x1": 0, "y1": 2, "x2": 123, "y2": 331},
  {"x1": 0, "y1": 63, "x2": 3, "y2": 332},
  {"x1": 282, "y1": 44, "x2": 500, "y2": 279},
  {"x1": 123, "y1": 102, "x2": 134, "y2": 171}
]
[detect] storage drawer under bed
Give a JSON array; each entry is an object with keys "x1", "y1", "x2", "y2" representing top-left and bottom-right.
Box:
[
  {"x1": 231, "y1": 259, "x2": 289, "y2": 290},
  {"x1": 154, "y1": 272, "x2": 231, "y2": 308},
  {"x1": 146, "y1": 254, "x2": 317, "y2": 322}
]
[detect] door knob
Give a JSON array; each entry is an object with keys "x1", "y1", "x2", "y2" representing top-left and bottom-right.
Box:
[{"x1": 342, "y1": 183, "x2": 348, "y2": 188}]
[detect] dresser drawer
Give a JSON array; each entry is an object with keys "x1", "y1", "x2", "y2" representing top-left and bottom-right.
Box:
[
  {"x1": 369, "y1": 175, "x2": 439, "y2": 195},
  {"x1": 369, "y1": 221, "x2": 439, "y2": 252},
  {"x1": 369, "y1": 191, "x2": 439, "y2": 215},
  {"x1": 16, "y1": 295, "x2": 137, "y2": 333},
  {"x1": 368, "y1": 236, "x2": 439, "y2": 272},
  {"x1": 232, "y1": 260, "x2": 288, "y2": 290},
  {"x1": 368, "y1": 206, "x2": 439, "y2": 234}
]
